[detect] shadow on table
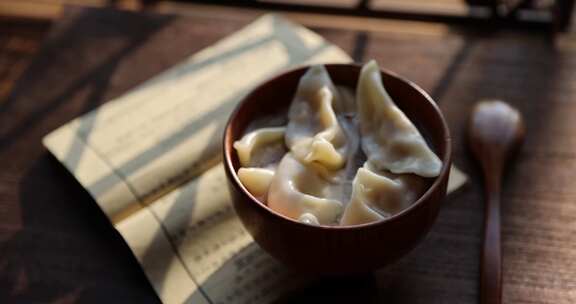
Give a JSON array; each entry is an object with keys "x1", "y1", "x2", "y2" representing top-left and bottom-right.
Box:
[
  {"x1": 0, "y1": 8, "x2": 174, "y2": 152},
  {"x1": 0, "y1": 7, "x2": 174, "y2": 304},
  {"x1": 0, "y1": 155, "x2": 161, "y2": 303},
  {"x1": 274, "y1": 273, "x2": 380, "y2": 304}
]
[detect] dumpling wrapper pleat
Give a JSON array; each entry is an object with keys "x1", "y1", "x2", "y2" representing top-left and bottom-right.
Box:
[
  {"x1": 340, "y1": 164, "x2": 427, "y2": 226},
  {"x1": 286, "y1": 65, "x2": 348, "y2": 171},
  {"x1": 233, "y1": 127, "x2": 286, "y2": 167},
  {"x1": 268, "y1": 153, "x2": 343, "y2": 225}
]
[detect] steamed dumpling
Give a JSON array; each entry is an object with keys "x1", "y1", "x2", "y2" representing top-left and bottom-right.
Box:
[
  {"x1": 267, "y1": 153, "x2": 343, "y2": 225},
  {"x1": 339, "y1": 171, "x2": 386, "y2": 226},
  {"x1": 340, "y1": 163, "x2": 427, "y2": 226},
  {"x1": 233, "y1": 127, "x2": 286, "y2": 167},
  {"x1": 357, "y1": 60, "x2": 441, "y2": 177},
  {"x1": 285, "y1": 66, "x2": 347, "y2": 170}
]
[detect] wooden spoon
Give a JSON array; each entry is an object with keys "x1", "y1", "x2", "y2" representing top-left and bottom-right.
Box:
[{"x1": 468, "y1": 100, "x2": 525, "y2": 304}]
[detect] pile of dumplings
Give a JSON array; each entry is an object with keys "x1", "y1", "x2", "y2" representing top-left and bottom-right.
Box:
[{"x1": 234, "y1": 60, "x2": 442, "y2": 226}]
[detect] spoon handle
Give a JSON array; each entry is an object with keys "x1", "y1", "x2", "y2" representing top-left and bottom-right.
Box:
[{"x1": 481, "y1": 176, "x2": 502, "y2": 304}]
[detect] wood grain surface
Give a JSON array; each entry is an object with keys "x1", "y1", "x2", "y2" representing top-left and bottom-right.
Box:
[
  {"x1": 1, "y1": 5, "x2": 575, "y2": 304},
  {"x1": 0, "y1": 19, "x2": 48, "y2": 104}
]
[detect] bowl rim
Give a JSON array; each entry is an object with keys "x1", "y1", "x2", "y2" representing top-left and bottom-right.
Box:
[{"x1": 223, "y1": 63, "x2": 452, "y2": 230}]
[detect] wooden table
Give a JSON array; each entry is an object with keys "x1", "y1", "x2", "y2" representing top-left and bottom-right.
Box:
[{"x1": 1, "y1": 5, "x2": 576, "y2": 303}]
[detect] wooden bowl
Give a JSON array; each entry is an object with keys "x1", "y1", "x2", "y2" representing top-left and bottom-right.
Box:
[{"x1": 223, "y1": 64, "x2": 452, "y2": 274}]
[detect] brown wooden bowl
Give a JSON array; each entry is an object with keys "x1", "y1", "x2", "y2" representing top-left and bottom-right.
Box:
[{"x1": 223, "y1": 64, "x2": 452, "y2": 274}]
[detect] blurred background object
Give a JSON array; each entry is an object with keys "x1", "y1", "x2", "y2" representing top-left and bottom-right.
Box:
[
  {"x1": 1, "y1": 0, "x2": 573, "y2": 103},
  {"x1": 0, "y1": 0, "x2": 572, "y2": 29}
]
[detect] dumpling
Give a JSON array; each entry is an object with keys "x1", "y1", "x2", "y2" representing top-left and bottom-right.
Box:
[
  {"x1": 267, "y1": 153, "x2": 344, "y2": 225},
  {"x1": 233, "y1": 127, "x2": 286, "y2": 167},
  {"x1": 285, "y1": 65, "x2": 347, "y2": 170},
  {"x1": 357, "y1": 60, "x2": 442, "y2": 177},
  {"x1": 234, "y1": 62, "x2": 442, "y2": 227},
  {"x1": 340, "y1": 164, "x2": 427, "y2": 226},
  {"x1": 237, "y1": 168, "x2": 275, "y2": 200}
]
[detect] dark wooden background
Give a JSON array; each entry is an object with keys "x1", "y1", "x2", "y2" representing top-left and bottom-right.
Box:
[{"x1": 1, "y1": 5, "x2": 576, "y2": 303}]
